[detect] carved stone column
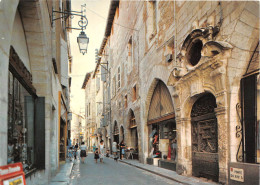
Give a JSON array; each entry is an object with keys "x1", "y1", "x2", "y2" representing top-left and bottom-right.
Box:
[
  {"x1": 176, "y1": 117, "x2": 192, "y2": 175},
  {"x1": 215, "y1": 102, "x2": 229, "y2": 184}
]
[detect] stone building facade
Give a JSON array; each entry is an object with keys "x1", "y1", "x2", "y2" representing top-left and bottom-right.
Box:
[
  {"x1": 71, "y1": 113, "x2": 85, "y2": 145},
  {"x1": 97, "y1": 1, "x2": 259, "y2": 184},
  {"x1": 0, "y1": 0, "x2": 72, "y2": 184},
  {"x1": 82, "y1": 72, "x2": 98, "y2": 150}
]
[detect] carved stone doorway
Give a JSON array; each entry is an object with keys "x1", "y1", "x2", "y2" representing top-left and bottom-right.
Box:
[{"x1": 191, "y1": 93, "x2": 219, "y2": 182}]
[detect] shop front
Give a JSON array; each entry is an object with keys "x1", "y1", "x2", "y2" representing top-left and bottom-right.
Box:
[
  {"x1": 127, "y1": 109, "x2": 139, "y2": 160},
  {"x1": 229, "y1": 42, "x2": 260, "y2": 185},
  {"x1": 59, "y1": 94, "x2": 67, "y2": 163},
  {"x1": 7, "y1": 47, "x2": 45, "y2": 174},
  {"x1": 59, "y1": 118, "x2": 66, "y2": 162},
  {"x1": 146, "y1": 80, "x2": 177, "y2": 171},
  {"x1": 113, "y1": 121, "x2": 119, "y2": 144}
]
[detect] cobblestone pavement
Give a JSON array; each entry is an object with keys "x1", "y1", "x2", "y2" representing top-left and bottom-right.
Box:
[{"x1": 69, "y1": 153, "x2": 182, "y2": 185}]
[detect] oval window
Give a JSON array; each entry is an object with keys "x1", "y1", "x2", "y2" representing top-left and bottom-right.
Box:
[{"x1": 186, "y1": 39, "x2": 203, "y2": 66}]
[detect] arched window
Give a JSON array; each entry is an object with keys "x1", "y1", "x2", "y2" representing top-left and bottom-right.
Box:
[
  {"x1": 129, "y1": 110, "x2": 137, "y2": 128},
  {"x1": 114, "y1": 121, "x2": 119, "y2": 135}
]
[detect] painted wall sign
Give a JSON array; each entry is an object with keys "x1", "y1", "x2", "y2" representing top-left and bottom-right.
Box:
[
  {"x1": 0, "y1": 162, "x2": 26, "y2": 185},
  {"x1": 230, "y1": 167, "x2": 244, "y2": 182}
]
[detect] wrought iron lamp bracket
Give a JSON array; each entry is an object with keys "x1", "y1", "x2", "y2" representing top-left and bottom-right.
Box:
[{"x1": 51, "y1": 4, "x2": 88, "y2": 31}]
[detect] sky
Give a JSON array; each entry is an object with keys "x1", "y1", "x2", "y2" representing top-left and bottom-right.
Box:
[{"x1": 69, "y1": 0, "x2": 110, "y2": 114}]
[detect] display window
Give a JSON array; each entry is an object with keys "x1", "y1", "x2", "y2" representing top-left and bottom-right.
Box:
[
  {"x1": 7, "y1": 72, "x2": 36, "y2": 173},
  {"x1": 148, "y1": 119, "x2": 177, "y2": 161}
]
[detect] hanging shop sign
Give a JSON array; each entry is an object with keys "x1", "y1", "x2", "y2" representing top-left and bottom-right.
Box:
[{"x1": 0, "y1": 162, "x2": 26, "y2": 185}]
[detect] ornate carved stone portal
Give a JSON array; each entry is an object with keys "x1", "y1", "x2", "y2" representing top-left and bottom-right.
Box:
[
  {"x1": 191, "y1": 93, "x2": 218, "y2": 182},
  {"x1": 168, "y1": 26, "x2": 232, "y2": 182}
]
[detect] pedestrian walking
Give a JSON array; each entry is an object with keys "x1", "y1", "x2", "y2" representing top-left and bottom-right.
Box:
[
  {"x1": 99, "y1": 140, "x2": 105, "y2": 163},
  {"x1": 94, "y1": 148, "x2": 99, "y2": 163},
  {"x1": 68, "y1": 147, "x2": 74, "y2": 161},
  {"x1": 75, "y1": 143, "x2": 78, "y2": 150},
  {"x1": 67, "y1": 138, "x2": 72, "y2": 158},
  {"x1": 106, "y1": 150, "x2": 110, "y2": 157},
  {"x1": 112, "y1": 141, "x2": 118, "y2": 161},
  {"x1": 119, "y1": 140, "x2": 126, "y2": 160},
  {"x1": 73, "y1": 145, "x2": 77, "y2": 160},
  {"x1": 93, "y1": 143, "x2": 96, "y2": 152},
  {"x1": 80, "y1": 142, "x2": 88, "y2": 163}
]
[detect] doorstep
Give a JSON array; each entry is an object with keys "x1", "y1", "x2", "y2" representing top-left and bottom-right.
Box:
[{"x1": 119, "y1": 159, "x2": 220, "y2": 185}]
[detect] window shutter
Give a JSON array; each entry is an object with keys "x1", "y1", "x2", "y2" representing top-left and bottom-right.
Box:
[
  {"x1": 242, "y1": 75, "x2": 257, "y2": 163},
  {"x1": 35, "y1": 97, "x2": 45, "y2": 169}
]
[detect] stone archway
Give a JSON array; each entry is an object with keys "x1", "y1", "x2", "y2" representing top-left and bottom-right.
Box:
[
  {"x1": 191, "y1": 93, "x2": 218, "y2": 182},
  {"x1": 120, "y1": 125, "x2": 125, "y2": 143},
  {"x1": 113, "y1": 121, "x2": 119, "y2": 144},
  {"x1": 127, "y1": 109, "x2": 138, "y2": 154},
  {"x1": 146, "y1": 79, "x2": 177, "y2": 169}
]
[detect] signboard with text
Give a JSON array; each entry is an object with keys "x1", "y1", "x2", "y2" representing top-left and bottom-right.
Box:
[
  {"x1": 0, "y1": 163, "x2": 26, "y2": 185},
  {"x1": 230, "y1": 167, "x2": 244, "y2": 182}
]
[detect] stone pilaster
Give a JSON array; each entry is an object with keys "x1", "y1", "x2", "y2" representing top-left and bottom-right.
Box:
[
  {"x1": 215, "y1": 105, "x2": 229, "y2": 184},
  {"x1": 176, "y1": 117, "x2": 192, "y2": 176}
]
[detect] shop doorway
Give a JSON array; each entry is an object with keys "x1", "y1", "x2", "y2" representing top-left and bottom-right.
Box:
[
  {"x1": 120, "y1": 126, "x2": 125, "y2": 142},
  {"x1": 113, "y1": 121, "x2": 119, "y2": 144},
  {"x1": 147, "y1": 80, "x2": 176, "y2": 170},
  {"x1": 128, "y1": 109, "x2": 138, "y2": 159},
  {"x1": 191, "y1": 93, "x2": 218, "y2": 182},
  {"x1": 59, "y1": 119, "x2": 66, "y2": 161}
]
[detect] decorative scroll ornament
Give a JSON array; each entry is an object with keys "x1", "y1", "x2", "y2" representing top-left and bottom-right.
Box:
[{"x1": 236, "y1": 103, "x2": 244, "y2": 162}]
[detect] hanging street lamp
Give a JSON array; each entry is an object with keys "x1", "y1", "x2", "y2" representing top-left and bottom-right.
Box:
[
  {"x1": 77, "y1": 32, "x2": 89, "y2": 55},
  {"x1": 52, "y1": 4, "x2": 89, "y2": 55}
]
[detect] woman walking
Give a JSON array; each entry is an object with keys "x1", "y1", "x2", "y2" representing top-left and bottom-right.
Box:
[
  {"x1": 112, "y1": 141, "x2": 118, "y2": 161},
  {"x1": 119, "y1": 140, "x2": 126, "y2": 160},
  {"x1": 80, "y1": 142, "x2": 87, "y2": 163},
  {"x1": 99, "y1": 140, "x2": 105, "y2": 163}
]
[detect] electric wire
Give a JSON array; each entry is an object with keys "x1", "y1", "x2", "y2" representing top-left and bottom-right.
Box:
[{"x1": 85, "y1": 7, "x2": 138, "y2": 31}]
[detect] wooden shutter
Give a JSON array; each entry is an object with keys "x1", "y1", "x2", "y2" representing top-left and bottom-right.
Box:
[
  {"x1": 242, "y1": 75, "x2": 257, "y2": 163},
  {"x1": 245, "y1": 42, "x2": 259, "y2": 75},
  {"x1": 35, "y1": 97, "x2": 45, "y2": 169}
]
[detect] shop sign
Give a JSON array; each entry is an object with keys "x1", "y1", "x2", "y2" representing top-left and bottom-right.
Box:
[
  {"x1": 230, "y1": 167, "x2": 244, "y2": 182},
  {"x1": 0, "y1": 163, "x2": 26, "y2": 185}
]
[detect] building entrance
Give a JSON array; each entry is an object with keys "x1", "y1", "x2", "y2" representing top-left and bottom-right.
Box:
[{"x1": 191, "y1": 93, "x2": 218, "y2": 182}]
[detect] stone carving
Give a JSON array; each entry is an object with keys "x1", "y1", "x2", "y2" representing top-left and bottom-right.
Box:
[
  {"x1": 169, "y1": 26, "x2": 232, "y2": 81},
  {"x1": 191, "y1": 94, "x2": 216, "y2": 117},
  {"x1": 202, "y1": 41, "x2": 232, "y2": 58},
  {"x1": 192, "y1": 118, "x2": 218, "y2": 153}
]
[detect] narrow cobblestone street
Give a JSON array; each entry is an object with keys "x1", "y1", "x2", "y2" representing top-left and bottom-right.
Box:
[{"x1": 69, "y1": 153, "x2": 180, "y2": 185}]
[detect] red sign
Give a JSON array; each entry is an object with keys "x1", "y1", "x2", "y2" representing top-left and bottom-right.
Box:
[{"x1": 0, "y1": 163, "x2": 26, "y2": 185}]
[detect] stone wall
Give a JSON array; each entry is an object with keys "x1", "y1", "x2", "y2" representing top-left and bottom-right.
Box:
[
  {"x1": 84, "y1": 72, "x2": 97, "y2": 148},
  {"x1": 100, "y1": 1, "x2": 259, "y2": 183},
  {"x1": 0, "y1": 0, "x2": 71, "y2": 184}
]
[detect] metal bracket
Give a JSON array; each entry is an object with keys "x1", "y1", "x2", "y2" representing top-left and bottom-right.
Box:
[
  {"x1": 236, "y1": 103, "x2": 244, "y2": 162},
  {"x1": 51, "y1": 4, "x2": 88, "y2": 31}
]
